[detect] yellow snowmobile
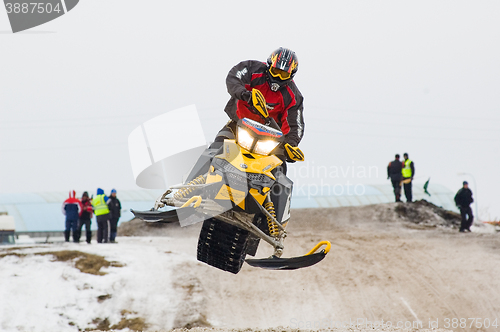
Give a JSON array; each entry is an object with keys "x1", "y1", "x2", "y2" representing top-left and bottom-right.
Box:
[{"x1": 132, "y1": 90, "x2": 331, "y2": 274}]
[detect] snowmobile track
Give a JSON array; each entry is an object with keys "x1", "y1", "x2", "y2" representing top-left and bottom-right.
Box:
[{"x1": 197, "y1": 217, "x2": 250, "y2": 274}]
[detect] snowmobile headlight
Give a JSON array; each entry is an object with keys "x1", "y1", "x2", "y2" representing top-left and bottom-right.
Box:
[
  {"x1": 254, "y1": 140, "x2": 280, "y2": 156},
  {"x1": 236, "y1": 118, "x2": 283, "y2": 156},
  {"x1": 236, "y1": 126, "x2": 255, "y2": 151}
]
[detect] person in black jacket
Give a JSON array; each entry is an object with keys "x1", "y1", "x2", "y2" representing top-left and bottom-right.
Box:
[
  {"x1": 454, "y1": 181, "x2": 474, "y2": 232},
  {"x1": 212, "y1": 47, "x2": 305, "y2": 166},
  {"x1": 107, "y1": 189, "x2": 122, "y2": 243},
  {"x1": 387, "y1": 154, "x2": 403, "y2": 202}
]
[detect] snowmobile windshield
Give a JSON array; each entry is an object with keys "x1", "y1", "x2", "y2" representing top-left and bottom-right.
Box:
[{"x1": 236, "y1": 118, "x2": 283, "y2": 156}]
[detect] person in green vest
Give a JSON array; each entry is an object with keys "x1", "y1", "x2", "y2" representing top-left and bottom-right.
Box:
[
  {"x1": 401, "y1": 153, "x2": 415, "y2": 202},
  {"x1": 92, "y1": 188, "x2": 111, "y2": 243}
]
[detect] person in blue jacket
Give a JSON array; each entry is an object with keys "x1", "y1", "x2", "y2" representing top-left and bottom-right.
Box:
[{"x1": 61, "y1": 190, "x2": 82, "y2": 242}]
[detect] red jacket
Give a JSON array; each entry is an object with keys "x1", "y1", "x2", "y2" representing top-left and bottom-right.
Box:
[
  {"x1": 80, "y1": 198, "x2": 93, "y2": 220},
  {"x1": 224, "y1": 60, "x2": 305, "y2": 147}
]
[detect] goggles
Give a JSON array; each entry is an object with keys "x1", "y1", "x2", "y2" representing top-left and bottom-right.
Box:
[{"x1": 269, "y1": 66, "x2": 291, "y2": 80}]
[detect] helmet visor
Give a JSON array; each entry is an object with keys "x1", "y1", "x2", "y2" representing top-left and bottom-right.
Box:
[{"x1": 269, "y1": 67, "x2": 291, "y2": 81}]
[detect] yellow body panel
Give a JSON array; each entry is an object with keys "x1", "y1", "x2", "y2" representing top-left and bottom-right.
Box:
[
  {"x1": 215, "y1": 184, "x2": 246, "y2": 209},
  {"x1": 206, "y1": 173, "x2": 222, "y2": 184},
  {"x1": 249, "y1": 188, "x2": 266, "y2": 205},
  {"x1": 217, "y1": 140, "x2": 282, "y2": 179},
  {"x1": 181, "y1": 196, "x2": 202, "y2": 208},
  {"x1": 207, "y1": 140, "x2": 280, "y2": 209}
]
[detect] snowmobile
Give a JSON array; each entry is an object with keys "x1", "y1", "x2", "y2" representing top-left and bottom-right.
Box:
[{"x1": 132, "y1": 90, "x2": 331, "y2": 274}]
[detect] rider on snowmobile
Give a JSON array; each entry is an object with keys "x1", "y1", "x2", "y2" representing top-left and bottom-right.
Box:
[
  {"x1": 212, "y1": 47, "x2": 305, "y2": 165},
  {"x1": 132, "y1": 48, "x2": 332, "y2": 272}
]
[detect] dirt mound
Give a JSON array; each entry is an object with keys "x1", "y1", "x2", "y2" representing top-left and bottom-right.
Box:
[
  {"x1": 118, "y1": 218, "x2": 201, "y2": 238},
  {"x1": 394, "y1": 200, "x2": 462, "y2": 229},
  {"x1": 173, "y1": 204, "x2": 500, "y2": 331},
  {"x1": 118, "y1": 218, "x2": 172, "y2": 237}
]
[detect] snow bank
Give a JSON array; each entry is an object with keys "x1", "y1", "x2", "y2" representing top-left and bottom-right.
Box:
[{"x1": 0, "y1": 237, "x2": 199, "y2": 331}]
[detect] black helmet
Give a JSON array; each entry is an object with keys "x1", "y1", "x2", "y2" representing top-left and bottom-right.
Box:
[{"x1": 266, "y1": 47, "x2": 298, "y2": 91}]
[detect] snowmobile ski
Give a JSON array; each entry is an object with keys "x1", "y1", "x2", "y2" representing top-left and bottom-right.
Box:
[
  {"x1": 131, "y1": 207, "x2": 195, "y2": 223},
  {"x1": 245, "y1": 241, "x2": 331, "y2": 270}
]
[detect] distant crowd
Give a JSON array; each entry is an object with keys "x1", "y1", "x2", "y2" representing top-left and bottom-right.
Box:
[
  {"x1": 61, "y1": 188, "x2": 122, "y2": 244},
  {"x1": 388, "y1": 153, "x2": 474, "y2": 233}
]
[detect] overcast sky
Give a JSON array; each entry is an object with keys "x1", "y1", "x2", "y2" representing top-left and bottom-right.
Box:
[{"x1": 1, "y1": 1, "x2": 499, "y2": 219}]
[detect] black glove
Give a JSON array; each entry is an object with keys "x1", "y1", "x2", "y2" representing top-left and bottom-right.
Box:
[
  {"x1": 242, "y1": 91, "x2": 252, "y2": 103},
  {"x1": 242, "y1": 90, "x2": 258, "y2": 115}
]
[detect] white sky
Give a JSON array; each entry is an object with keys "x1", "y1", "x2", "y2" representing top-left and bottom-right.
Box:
[{"x1": 1, "y1": 1, "x2": 499, "y2": 219}]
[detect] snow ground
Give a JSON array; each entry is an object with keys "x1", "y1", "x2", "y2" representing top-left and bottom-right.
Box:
[{"x1": 0, "y1": 237, "x2": 198, "y2": 332}]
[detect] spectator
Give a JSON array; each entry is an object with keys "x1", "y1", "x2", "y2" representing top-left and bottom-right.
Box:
[
  {"x1": 92, "y1": 188, "x2": 110, "y2": 243},
  {"x1": 77, "y1": 191, "x2": 93, "y2": 244},
  {"x1": 401, "y1": 153, "x2": 415, "y2": 202},
  {"x1": 454, "y1": 181, "x2": 474, "y2": 232},
  {"x1": 107, "y1": 189, "x2": 122, "y2": 243},
  {"x1": 387, "y1": 154, "x2": 403, "y2": 202},
  {"x1": 61, "y1": 190, "x2": 82, "y2": 243}
]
